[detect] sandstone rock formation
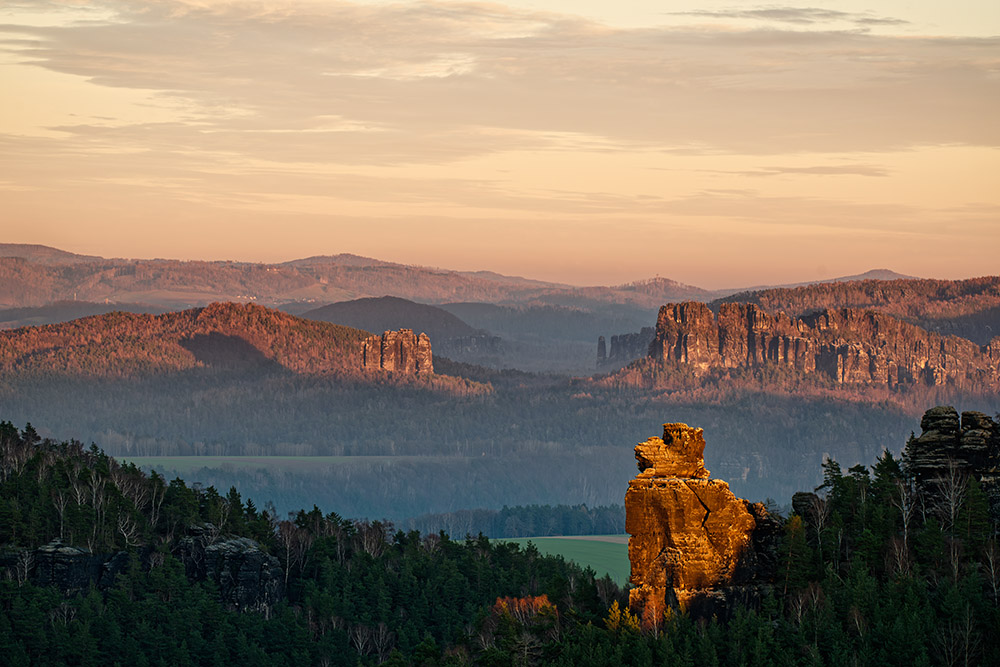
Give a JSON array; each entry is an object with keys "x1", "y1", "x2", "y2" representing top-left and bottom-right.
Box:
[
  {"x1": 436, "y1": 332, "x2": 503, "y2": 357},
  {"x1": 0, "y1": 529, "x2": 284, "y2": 612},
  {"x1": 361, "y1": 329, "x2": 433, "y2": 375},
  {"x1": 626, "y1": 423, "x2": 779, "y2": 621},
  {"x1": 598, "y1": 327, "x2": 655, "y2": 370},
  {"x1": 175, "y1": 526, "x2": 284, "y2": 612},
  {"x1": 904, "y1": 406, "x2": 1000, "y2": 516},
  {"x1": 0, "y1": 539, "x2": 137, "y2": 594},
  {"x1": 648, "y1": 302, "x2": 1000, "y2": 391}
]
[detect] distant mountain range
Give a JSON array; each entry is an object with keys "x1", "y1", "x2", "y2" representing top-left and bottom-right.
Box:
[
  {"x1": 0, "y1": 300, "x2": 171, "y2": 330},
  {"x1": 301, "y1": 296, "x2": 478, "y2": 342},
  {"x1": 0, "y1": 243, "x2": 102, "y2": 264},
  {"x1": 3, "y1": 243, "x2": 997, "y2": 374},
  {"x1": 0, "y1": 243, "x2": 922, "y2": 312}
]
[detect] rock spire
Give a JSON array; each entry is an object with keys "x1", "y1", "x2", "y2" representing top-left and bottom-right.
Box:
[
  {"x1": 361, "y1": 329, "x2": 433, "y2": 375},
  {"x1": 626, "y1": 422, "x2": 779, "y2": 622}
]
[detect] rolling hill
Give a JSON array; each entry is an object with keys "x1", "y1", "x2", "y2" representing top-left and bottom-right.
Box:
[
  {"x1": 0, "y1": 243, "x2": 717, "y2": 311},
  {"x1": 0, "y1": 302, "x2": 371, "y2": 378},
  {"x1": 301, "y1": 296, "x2": 478, "y2": 341}
]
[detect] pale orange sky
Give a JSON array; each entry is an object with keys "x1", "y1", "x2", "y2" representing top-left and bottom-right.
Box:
[{"x1": 1, "y1": 1, "x2": 998, "y2": 288}]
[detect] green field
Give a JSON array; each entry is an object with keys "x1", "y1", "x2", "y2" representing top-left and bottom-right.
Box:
[
  {"x1": 493, "y1": 535, "x2": 630, "y2": 585},
  {"x1": 121, "y1": 455, "x2": 464, "y2": 473}
]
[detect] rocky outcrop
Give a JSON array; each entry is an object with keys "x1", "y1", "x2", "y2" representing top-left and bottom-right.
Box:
[
  {"x1": 361, "y1": 329, "x2": 433, "y2": 375},
  {"x1": 626, "y1": 423, "x2": 779, "y2": 621},
  {"x1": 175, "y1": 525, "x2": 284, "y2": 612},
  {"x1": 0, "y1": 540, "x2": 138, "y2": 594},
  {"x1": 1, "y1": 529, "x2": 283, "y2": 613},
  {"x1": 598, "y1": 327, "x2": 655, "y2": 370},
  {"x1": 647, "y1": 302, "x2": 1000, "y2": 391},
  {"x1": 709, "y1": 276, "x2": 1000, "y2": 346},
  {"x1": 904, "y1": 406, "x2": 1000, "y2": 516},
  {"x1": 437, "y1": 333, "x2": 503, "y2": 357}
]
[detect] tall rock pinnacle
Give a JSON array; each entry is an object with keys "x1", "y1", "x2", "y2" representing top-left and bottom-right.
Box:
[
  {"x1": 626, "y1": 422, "x2": 779, "y2": 622},
  {"x1": 361, "y1": 329, "x2": 433, "y2": 375}
]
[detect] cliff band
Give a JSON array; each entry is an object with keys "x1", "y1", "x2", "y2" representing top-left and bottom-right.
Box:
[{"x1": 650, "y1": 302, "x2": 1000, "y2": 389}]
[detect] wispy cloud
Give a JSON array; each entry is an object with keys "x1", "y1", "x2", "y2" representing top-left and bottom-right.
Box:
[
  {"x1": 700, "y1": 164, "x2": 890, "y2": 177},
  {"x1": 1, "y1": 1, "x2": 997, "y2": 284},
  {"x1": 2, "y1": 1, "x2": 996, "y2": 163},
  {"x1": 668, "y1": 7, "x2": 908, "y2": 27}
]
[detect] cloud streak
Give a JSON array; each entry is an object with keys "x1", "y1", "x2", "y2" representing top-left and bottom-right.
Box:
[
  {"x1": 669, "y1": 7, "x2": 908, "y2": 27},
  {"x1": 3, "y1": 1, "x2": 997, "y2": 161}
]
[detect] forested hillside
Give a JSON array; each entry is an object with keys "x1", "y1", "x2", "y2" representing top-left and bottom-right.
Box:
[
  {"x1": 0, "y1": 302, "x2": 487, "y2": 397},
  {"x1": 716, "y1": 277, "x2": 1000, "y2": 344},
  {"x1": 3, "y1": 371, "x2": 925, "y2": 516},
  {"x1": 0, "y1": 302, "x2": 370, "y2": 377},
  {"x1": 4, "y1": 411, "x2": 1000, "y2": 665},
  {"x1": 1, "y1": 300, "x2": 995, "y2": 517}
]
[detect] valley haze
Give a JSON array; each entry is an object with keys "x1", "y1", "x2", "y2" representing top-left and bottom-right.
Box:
[{"x1": 0, "y1": 242, "x2": 997, "y2": 523}]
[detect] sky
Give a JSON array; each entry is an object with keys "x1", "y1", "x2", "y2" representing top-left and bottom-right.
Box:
[{"x1": 1, "y1": 1, "x2": 998, "y2": 289}]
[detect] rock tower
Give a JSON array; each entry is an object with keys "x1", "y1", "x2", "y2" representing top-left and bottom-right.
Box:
[
  {"x1": 626, "y1": 422, "x2": 779, "y2": 621},
  {"x1": 361, "y1": 329, "x2": 433, "y2": 375}
]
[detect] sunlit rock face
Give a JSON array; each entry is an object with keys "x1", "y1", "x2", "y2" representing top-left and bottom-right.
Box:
[
  {"x1": 626, "y1": 422, "x2": 779, "y2": 621},
  {"x1": 361, "y1": 329, "x2": 433, "y2": 374},
  {"x1": 647, "y1": 301, "x2": 1000, "y2": 391}
]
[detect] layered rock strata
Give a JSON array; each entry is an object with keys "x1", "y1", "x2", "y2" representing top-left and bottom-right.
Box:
[
  {"x1": 0, "y1": 540, "x2": 137, "y2": 594},
  {"x1": 175, "y1": 526, "x2": 284, "y2": 612},
  {"x1": 0, "y1": 530, "x2": 283, "y2": 612},
  {"x1": 649, "y1": 302, "x2": 1000, "y2": 390},
  {"x1": 626, "y1": 423, "x2": 778, "y2": 621},
  {"x1": 904, "y1": 406, "x2": 1000, "y2": 516},
  {"x1": 598, "y1": 327, "x2": 656, "y2": 369},
  {"x1": 361, "y1": 329, "x2": 433, "y2": 374}
]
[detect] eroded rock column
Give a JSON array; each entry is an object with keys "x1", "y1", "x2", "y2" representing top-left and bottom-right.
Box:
[{"x1": 626, "y1": 423, "x2": 757, "y2": 622}]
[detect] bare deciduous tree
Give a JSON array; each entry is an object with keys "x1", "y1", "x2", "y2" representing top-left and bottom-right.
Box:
[
  {"x1": 117, "y1": 511, "x2": 140, "y2": 547},
  {"x1": 52, "y1": 490, "x2": 69, "y2": 540},
  {"x1": 892, "y1": 477, "x2": 918, "y2": 555},
  {"x1": 984, "y1": 539, "x2": 1000, "y2": 603},
  {"x1": 808, "y1": 494, "x2": 831, "y2": 560},
  {"x1": 356, "y1": 520, "x2": 389, "y2": 558},
  {"x1": 934, "y1": 603, "x2": 981, "y2": 667},
  {"x1": 277, "y1": 520, "x2": 315, "y2": 586},
  {"x1": 15, "y1": 549, "x2": 34, "y2": 585},
  {"x1": 934, "y1": 460, "x2": 969, "y2": 534},
  {"x1": 349, "y1": 624, "x2": 373, "y2": 656},
  {"x1": 49, "y1": 602, "x2": 76, "y2": 627},
  {"x1": 373, "y1": 622, "x2": 395, "y2": 663}
]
